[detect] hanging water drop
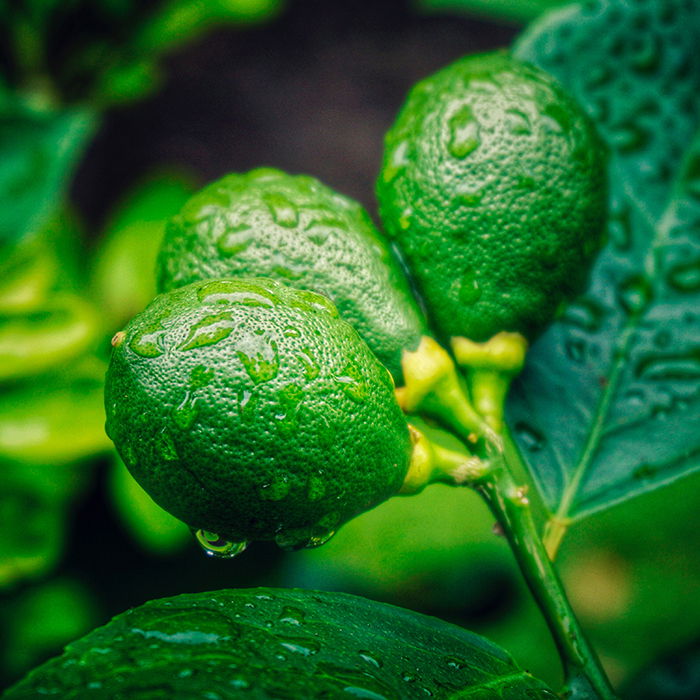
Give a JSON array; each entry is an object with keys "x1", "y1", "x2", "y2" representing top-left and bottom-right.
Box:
[{"x1": 194, "y1": 530, "x2": 248, "y2": 559}]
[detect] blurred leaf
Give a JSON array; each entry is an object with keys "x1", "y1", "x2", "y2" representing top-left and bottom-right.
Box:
[
  {"x1": 622, "y1": 637, "x2": 700, "y2": 699},
  {"x1": 93, "y1": 58, "x2": 159, "y2": 104},
  {"x1": 90, "y1": 172, "x2": 193, "y2": 328},
  {"x1": 0, "y1": 208, "x2": 85, "y2": 314},
  {"x1": 0, "y1": 360, "x2": 111, "y2": 465},
  {"x1": 0, "y1": 108, "x2": 96, "y2": 248},
  {"x1": 506, "y1": 0, "x2": 700, "y2": 533},
  {"x1": 415, "y1": 0, "x2": 567, "y2": 23},
  {"x1": 5, "y1": 588, "x2": 556, "y2": 698},
  {"x1": 134, "y1": 0, "x2": 284, "y2": 54},
  {"x1": 0, "y1": 292, "x2": 100, "y2": 383},
  {"x1": 2, "y1": 578, "x2": 97, "y2": 678},
  {"x1": 108, "y1": 457, "x2": 190, "y2": 554},
  {"x1": 0, "y1": 460, "x2": 87, "y2": 589}
]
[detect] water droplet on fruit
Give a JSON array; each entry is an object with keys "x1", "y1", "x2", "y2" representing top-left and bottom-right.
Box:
[
  {"x1": 130, "y1": 324, "x2": 164, "y2": 357},
  {"x1": 514, "y1": 422, "x2": 545, "y2": 452},
  {"x1": 296, "y1": 346, "x2": 320, "y2": 380},
  {"x1": 178, "y1": 312, "x2": 236, "y2": 351},
  {"x1": 263, "y1": 192, "x2": 299, "y2": 228},
  {"x1": 456, "y1": 271, "x2": 481, "y2": 305},
  {"x1": 382, "y1": 140, "x2": 410, "y2": 183},
  {"x1": 398, "y1": 207, "x2": 413, "y2": 230},
  {"x1": 447, "y1": 104, "x2": 480, "y2": 158},
  {"x1": 305, "y1": 529, "x2": 336, "y2": 548},
  {"x1": 237, "y1": 340, "x2": 280, "y2": 385},
  {"x1": 155, "y1": 430, "x2": 179, "y2": 461},
  {"x1": 505, "y1": 108, "x2": 532, "y2": 135},
  {"x1": 334, "y1": 364, "x2": 369, "y2": 403},
  {"x1": 194, "y1": 530, "x2": 248, "y2": 558},
  {"x1": 609, "y1": 122, "x2": 648, "y2": 153},
  {"x1": 238, "y1": 389, "x2": 259, "y2": 423},
  {"x1": 172, "y1": 392, "x2": 199, "y2": 429},
  {"x1": 259, "y1": 477, "x2": 291, "y2": 501},
  {"x1": 564, "y1": 337, "x2": 586, "y2": 363},
  {"x1": 217, "y1": 223, "x2": 252, "y2": 255}
]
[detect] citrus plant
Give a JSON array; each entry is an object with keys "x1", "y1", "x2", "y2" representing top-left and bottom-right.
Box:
[{"x1": 5, "y1": 0, "x2": 700, "y2": 698}]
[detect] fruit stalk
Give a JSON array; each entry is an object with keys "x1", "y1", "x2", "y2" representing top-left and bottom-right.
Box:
[{"x1": 476, "y1": 452, "x2": 616, "y2": 700}]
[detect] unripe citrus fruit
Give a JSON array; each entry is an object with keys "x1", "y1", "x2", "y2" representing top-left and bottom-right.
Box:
[
  {"x1": 157, "y1": 168, "x2": 425, "y2": 382},
  {"x1": 377, "y1": 51, "x2": 607, "y2": 342},
  {"x1": 104, "y1": 278, "x2": 411, "y2": 551}
]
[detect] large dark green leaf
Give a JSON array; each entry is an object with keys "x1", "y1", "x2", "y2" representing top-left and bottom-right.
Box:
[
  {"x1": 505, "y1": 0, "x2": 700, "y2": 532},
  {"x1": 5, "y1": 588, "x2": 555, "y2": 698},
  {"x1": 0, "y1": 108, "x2": 96, "y2": 247}
]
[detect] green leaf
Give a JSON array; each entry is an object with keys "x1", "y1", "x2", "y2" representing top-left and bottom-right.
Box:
[
  {"x1": 0, "y1": 108, "x2": 96, "y2": 248},
  {"x1": 5, "y1": 588, "x2": 556, "y2": 698},
  {"x1": 507, "y1": 0, "x2": 700, "y2": 532},
  {"x1": 415, "y1": 0, "x2": 567, "y2": 24}
]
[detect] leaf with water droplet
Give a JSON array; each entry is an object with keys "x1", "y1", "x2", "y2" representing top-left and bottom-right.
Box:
[
  {"x1": 509, "y1": 0, "x2": 700, "y2": 529},
  {"x1": 4, "y1": 588, "x2": 555, "y2": 699}
]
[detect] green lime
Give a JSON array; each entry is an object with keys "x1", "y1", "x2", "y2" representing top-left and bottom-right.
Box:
[
  {"x1": 104, "y1": 277, "x2": 411, "y2": 550},
  {"x1": 157, "y1": 168, "x2": 425, "y2": 382},
  {"x1": 377, "y1": 51, "x2": 607, "y2": 342}
]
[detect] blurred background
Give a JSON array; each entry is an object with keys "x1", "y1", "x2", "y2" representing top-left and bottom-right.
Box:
[{"x1": 2, "y1": 0, "x2": 700, "y2": 694}]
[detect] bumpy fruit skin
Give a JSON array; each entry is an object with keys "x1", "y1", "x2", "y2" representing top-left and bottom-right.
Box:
[
  {"x1": 104, "y1": 278, "x2": 410, "y2": 548},
  {"x1": 157, "y1": 168, "x2": 425, "y2": 382},
  {"x1": 377, "y1": 51, "x2": 607, "y2": 342}
]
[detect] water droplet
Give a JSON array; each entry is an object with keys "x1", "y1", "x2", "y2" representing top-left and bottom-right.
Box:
[
  {"x1": 633, "y1": 464, "x2": 656, "y2": 480},
  {"x1": 259, "y1": 477, "x2": 291, "y2": 501},
  {"x1": 130, "y1": 323, "x2": 165, "y2": 357},
  {"x1": 238, "y1": 389, "x2": 259, "y2": 423},
  {"x1": 172, "y1": 391, "x2": 199, "y2": 429},
  {"x1": 237, "y1": 340, "x2": 280, "y2": 385},
  {"x1": 217, "y1": 223, "x2": 252, "y2": 256},
  {"x1": 456, "y1": 270, "x2": 481, "y2": 305},
  {"x1": 179, "y1": 312, "x2": 236, "y2": 351},
  {"x1": 274, "y1": 528, "x2": 311, "y2": 551},
  {"x1": 334, "y1": 363, "x2": 369, "y2": 403},
  {"x1": 194, "y1": 530, "x2": 248, "y2": 559},
  {"x1": 283, "y1": 326, "x2": 301, "y2": 338},
  {"x1": 263, "y1": 192, "x2": 299, "y2": 228},
  {"x1": 230, "y1": 679, "x2": 250, "y2": 690},
  {"x1": 541, "y1": 102, "x2": 572, "y2": 135},
  {"x1": 456, "y1": 186, "x2": 484, "y2": 207},
  {"x1": 514, "y1": 422, "x2": 545, "y2": 452},
  {"x1": 358, "y1": 651, "x2": 382, "y2": 668},
  {"x1": 279, "y1": 638, "x2": 320, "y2": 656},
  {"x1": 178, "y1": 669, "x2": 193, "y2": 678},
  {"x1": 630, "y1": 33, "x2": 661, "y2": 72},
  {"x1": 305, "y1": 529, "x2": 336, "y2": 549},
  {"x1": 307, "y1": 473, "x2": 326, "y2": 501},
  {"x1": 197, "y1": 279, "x2": 277, "y2": 307},
  {"x1": 505, "y1": 108, "x2": 531, "y2": 135},
  {"x1": 398, "y1": 207, "x2": 413, "y2": 230},
  {"x1": 155, "y1": 430, "x2": 179, "y2": 461},
  {"x1": 278, "y1": 606, "x2": 305, "y2": 625},
  {"x1": 383, "y1": 140, "x2": 410, "y2": 183},
  {"x1": 635, "y1": 354, "x2": 700, "y2": 381},
  {"x1": 447, "y1": 104, "x2": 480, "y2": 158},
  {"x1": 296, "y1": 346, "x2": 320, "y2": 380},
  {"x1": 666, "y1": 258, "x2": 700, "y2": 292},
  {"x1": 617, "y1": 275, "x2": 652, "y2": 315},
  {"x1": 289, "y1": 289, "x2": 339, "y2": 318}
]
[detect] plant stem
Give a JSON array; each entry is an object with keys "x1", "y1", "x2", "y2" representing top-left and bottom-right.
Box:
[{"x1": 476, "y1": 454, "x2": 617, "y2": 700}]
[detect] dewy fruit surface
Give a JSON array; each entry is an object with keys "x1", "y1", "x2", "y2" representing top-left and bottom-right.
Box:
[
  {"x1": 377, "y1": 50, "x2": 607, "y2": 342},
  {"x1": 157, "y1": 168, "x2": 425, "y2": 382},
  {"x1": 104, "y1": 278, "x2": 411, "y2": 549}
]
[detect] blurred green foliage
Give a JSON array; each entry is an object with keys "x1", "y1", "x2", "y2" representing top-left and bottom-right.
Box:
[{"x1": 415, "y1": 0, "x2": 567, "y2": 23}]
